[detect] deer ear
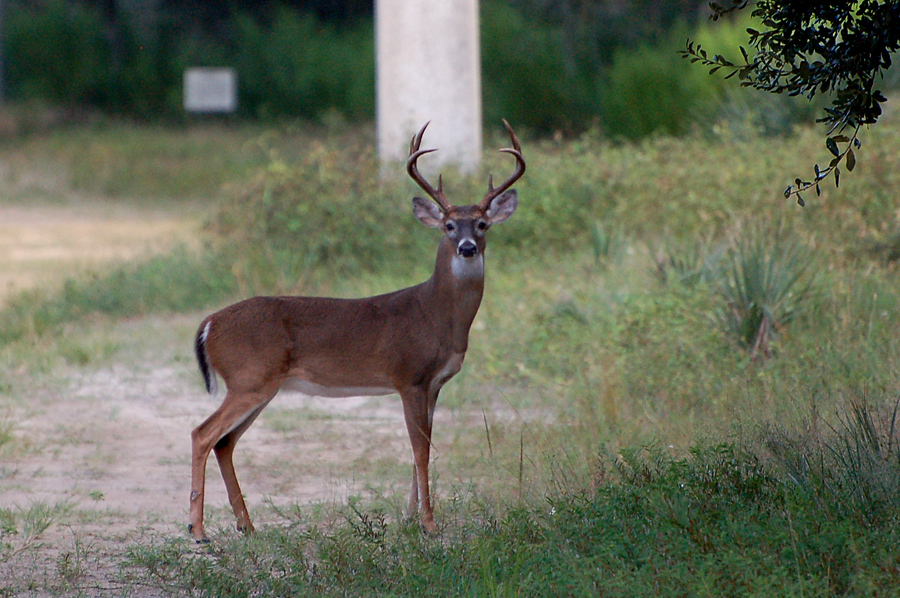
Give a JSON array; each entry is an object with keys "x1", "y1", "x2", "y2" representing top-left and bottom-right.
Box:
[
  {"x1": 412, "y1": 196, "x2": 444, "y2": 228},
  {"x1": 486, "y1": 190, "x2": 518, "y2": 225}
]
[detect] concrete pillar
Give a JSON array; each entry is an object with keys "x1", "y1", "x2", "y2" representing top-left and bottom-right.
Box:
[{"x1": 375, "y1": 0, "x2": 482, "y2": 174}]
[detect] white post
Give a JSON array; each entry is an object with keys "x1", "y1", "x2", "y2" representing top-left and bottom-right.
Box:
[{"x1": 375, "y1": 0, "x2": 482, "y2": 174}]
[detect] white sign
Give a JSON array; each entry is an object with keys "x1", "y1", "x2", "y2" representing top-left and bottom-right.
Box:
[{"x1": 184, "y1": 68, "x2": 238, "y2": 113}]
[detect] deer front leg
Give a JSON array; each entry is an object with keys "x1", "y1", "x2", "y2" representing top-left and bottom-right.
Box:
[
  {"x1": 408, "y1": 463, "x2": 419, "y2": 516},
  {"x1": 401, "y1": 386, "x2": 437, "y2": 533}
]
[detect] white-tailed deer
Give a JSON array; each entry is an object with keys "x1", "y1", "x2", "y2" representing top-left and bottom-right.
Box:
[{"x1": 188, "y1": 121, "x2": 525, "y2": 542}]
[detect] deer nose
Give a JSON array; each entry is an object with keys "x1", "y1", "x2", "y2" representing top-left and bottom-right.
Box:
[{"x1": 458, "y1": 240, "x2": 478, "y2": 258}]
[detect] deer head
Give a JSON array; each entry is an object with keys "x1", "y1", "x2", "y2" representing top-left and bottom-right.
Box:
[{"x1": 406, "y1": 120, "x2": 525, "y2": 262}]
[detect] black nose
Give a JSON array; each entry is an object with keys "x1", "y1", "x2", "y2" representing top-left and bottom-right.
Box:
[{"x1": 458, "y1": 240, "x2": 478, "y2": 258}]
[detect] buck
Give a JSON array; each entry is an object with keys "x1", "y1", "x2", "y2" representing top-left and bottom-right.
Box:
[{"x1": 188, "y1": 121, "x2": 525, "y2": 542}]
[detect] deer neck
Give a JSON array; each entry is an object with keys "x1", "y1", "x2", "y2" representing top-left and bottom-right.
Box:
[{"x1": 423, "y1": 236, "x2": 485, "y2": 351}]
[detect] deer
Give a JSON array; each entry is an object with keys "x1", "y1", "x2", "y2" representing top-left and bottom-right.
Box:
[{"x1": 188, "y1": 121, "x2": 525, "y2": 543}]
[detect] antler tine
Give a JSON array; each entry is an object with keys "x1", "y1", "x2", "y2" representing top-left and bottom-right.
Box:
[
  {"x1": 480, "y1": 119, "x2": 526, "y2": 210},
  {"x1": 406, "y1": 122, "x2": 451, "y2": 213}
]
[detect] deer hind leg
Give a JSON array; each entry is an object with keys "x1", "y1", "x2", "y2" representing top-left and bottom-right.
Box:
[
  {"x1": 401, "y1": 386, "x2": 437, "y2": 533},
  {"x1": 214, "y1": 402, "x2": 270, "y2": 534},
  {"x1": 189, "y1": 390, "x2": 276, "y2": 543}
]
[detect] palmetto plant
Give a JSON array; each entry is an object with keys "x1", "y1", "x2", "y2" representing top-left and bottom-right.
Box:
[{"x1": 718, "y1": 224, "x2": 815, "y2": 358}]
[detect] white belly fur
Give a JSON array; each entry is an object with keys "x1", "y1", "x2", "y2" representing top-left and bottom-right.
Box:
[{"x1": 280, "y1": 378, "x2": 396, "y2": 398}]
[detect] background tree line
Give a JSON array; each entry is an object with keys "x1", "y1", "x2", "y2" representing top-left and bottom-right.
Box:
[{"x1": 6, "y1": 0, "x2": 893, "y2": 138}]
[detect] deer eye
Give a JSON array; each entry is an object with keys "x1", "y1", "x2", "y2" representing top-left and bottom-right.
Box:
[
  {"x1": 444, "y1": 221, "x2": 456, "y2": 232},
  {"x1": 476, "y1": 220, "x2": 488, "y2": 231}
]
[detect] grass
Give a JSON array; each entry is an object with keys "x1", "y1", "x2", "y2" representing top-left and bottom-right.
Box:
[
  {"x1": 122, "y1": 431, "x2": 900, "y2": 597},
  {"x1": 0, "y1": 113, "x2": 899, "y2": 595}
]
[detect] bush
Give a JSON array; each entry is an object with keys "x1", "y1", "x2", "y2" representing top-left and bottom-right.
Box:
[
  {"x1": 208, "y1": 139, "x2": 435, "y2": 291},
  {"x1": 600, "y1": 35, "x2": 720, "y2": 139},
  {"x1": 4, "y1": 1, "x2": 375, "y2": 121},
  {"x1": 231, "y1": 8, "x2": 374, "y2": 120},
  {"x1": 6, "y1": 0, "x2": 110, "y2": 105},
  {"x1": 481, "y1": 0, "x2": 596, "y2": 133}
]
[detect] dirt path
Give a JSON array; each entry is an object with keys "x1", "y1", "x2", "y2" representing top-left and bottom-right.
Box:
[{"x1": 0, "y1": 203, "x2": 199, "y2": 304}]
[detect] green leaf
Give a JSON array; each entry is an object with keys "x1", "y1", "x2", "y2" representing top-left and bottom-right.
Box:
[
  {"x1": 826, "y1": 137, "x2": 840, "y2": 157},
  {"x1": 846, "y1": 148, "x2": 856, "y2": 172}
]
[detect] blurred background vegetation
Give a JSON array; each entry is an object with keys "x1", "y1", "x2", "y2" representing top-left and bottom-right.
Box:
[{"x1": 2, "y1": 0, "x2": 842, "y2": 138}]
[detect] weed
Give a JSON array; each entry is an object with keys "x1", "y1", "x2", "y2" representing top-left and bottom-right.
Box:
[
  {"x1": 590, "y1": 221, "x2": 626, "y2": 265},
  {"x1": 766, "y1": 393, "x2": 900, "y2": 528},
  {"x1": 654, "y1": 233, "x2": 724, "y2": 286},
  {"x1": 121, "y1": 438, "x2": 900, "y2": 596},
  {"x1": 0, "y1": 501, "x2": 72, "y2": 563}
]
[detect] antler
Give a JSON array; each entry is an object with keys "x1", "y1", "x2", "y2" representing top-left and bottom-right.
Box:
[
  {"x1": 480, "y1": 119, "x2": 526, "y2": 211},
  {"x1": 407, "y1": 122, "x2": 451, "y2": 213}
]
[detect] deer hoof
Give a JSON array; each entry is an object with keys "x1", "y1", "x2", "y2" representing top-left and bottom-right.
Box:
[
  {"x1": 187, "y1": 524, "x2": 210, "y2": 544},
  {"x1": 421, "y1": 518, "x2": 438, "y2": 535},
  {"x1": 236, "y1": 523, "x2": 254, "y2": 535}
]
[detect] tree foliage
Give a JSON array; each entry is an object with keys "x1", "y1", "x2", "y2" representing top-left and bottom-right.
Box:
[{"x1": 683, "y1": 0, "x2": 900, "y2": 205}]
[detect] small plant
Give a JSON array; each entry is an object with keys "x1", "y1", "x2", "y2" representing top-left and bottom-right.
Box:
[
  {"x1": 869, "y1": 229, "x2": 900, "y2": 263},
  {"x1": 716, "y1": 223, "x2": 815, "y2": 358},
  {"x1": 591, "y1": 221, "x2": 625, "y2": 264},
  {"x1": 654, "y1": 234, "x2": 723, "y2": 286}
]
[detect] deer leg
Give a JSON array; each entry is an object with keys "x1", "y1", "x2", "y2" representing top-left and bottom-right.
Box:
[
  {"x1": 189, "y1": 390, "x2": 275, "y2": 543},
  {"x1": 408, "y1": 463, "x2": 419, "y2": 516},
  {"x1": 214, "y1": 402, "x2": 269, "y2": 534},
  {"x1": 401, "y1": 387, "x2": 437, "y2": 533}
]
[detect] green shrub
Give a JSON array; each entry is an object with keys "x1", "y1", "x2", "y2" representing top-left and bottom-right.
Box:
[
  {"x1": 600, "y1": 29, "x2": 722, "y2": 139},
  {"x1": 6, "y1": 0, "x2": 109, "y2": 105},
  {"x1": 482, "y1": 0, "x2": 596, "y2": 133},
  {"x1": 209, "y1": 140, "x2": 434, "y2": 291},
  {"x1": 231, "y1": 8, "x2": 374, "y2": 120}
]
